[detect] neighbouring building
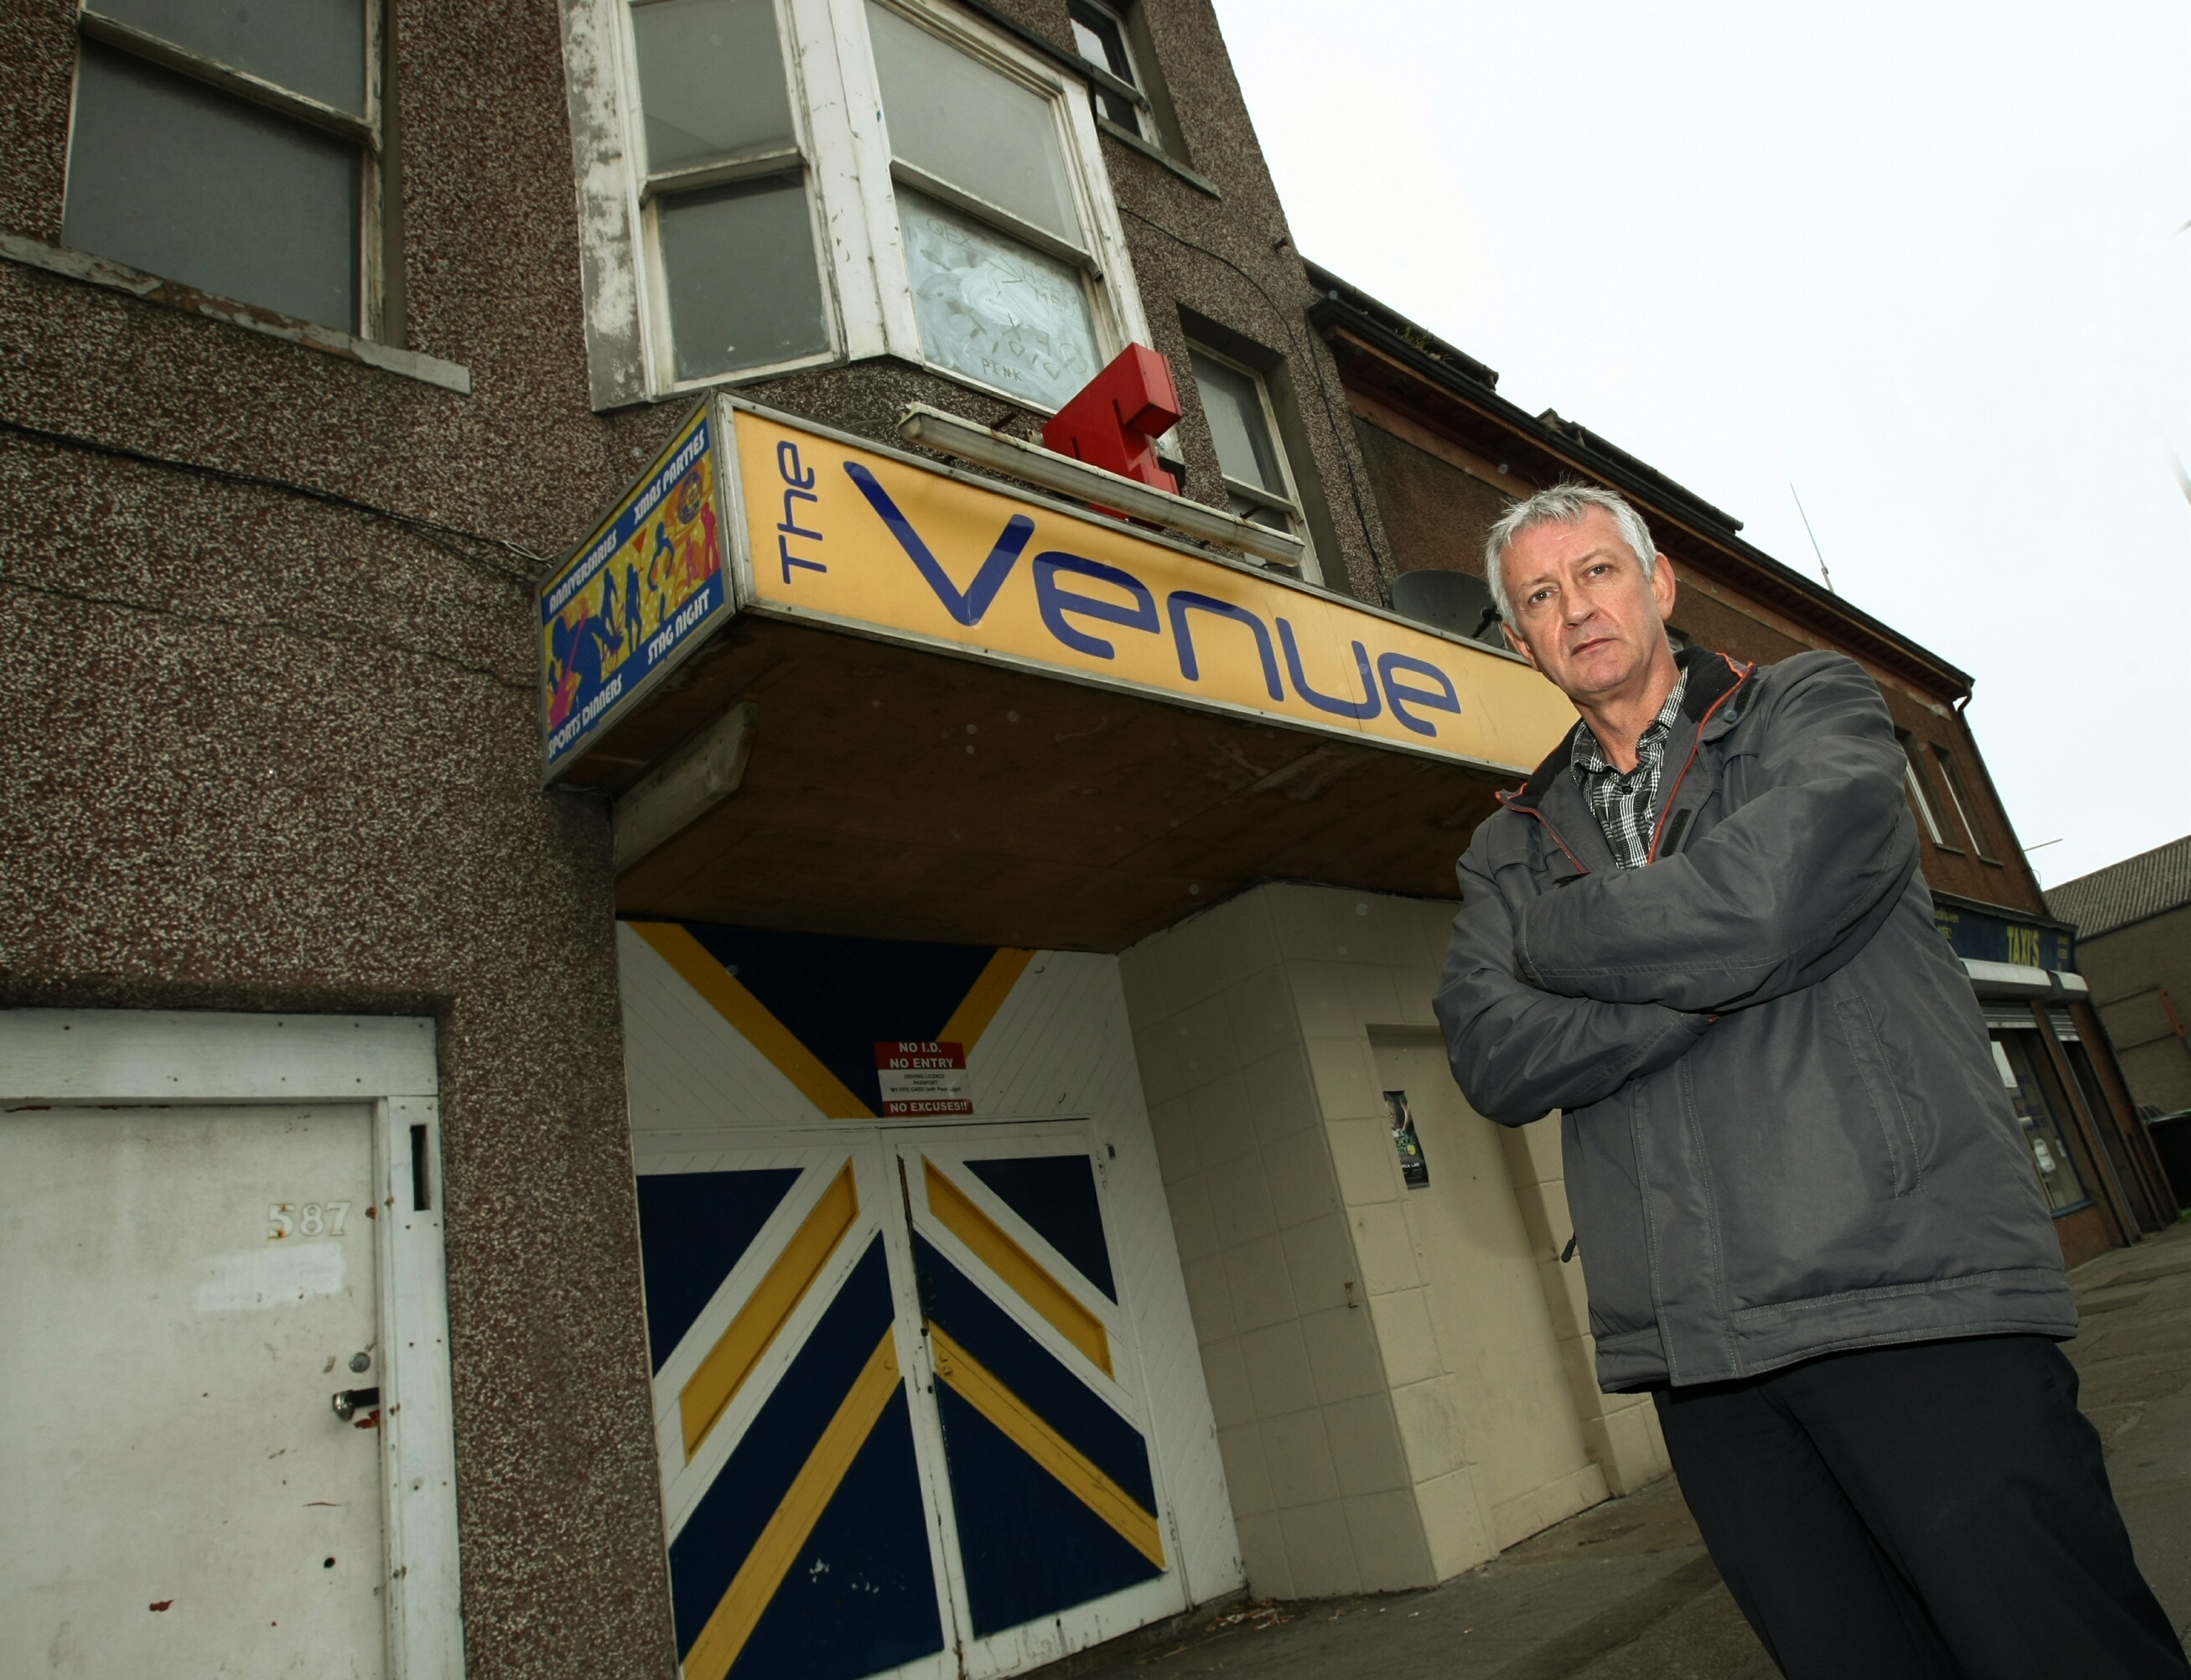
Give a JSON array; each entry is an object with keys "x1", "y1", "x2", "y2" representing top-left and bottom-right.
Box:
[
  {"x1": 1305, "y1": 264, "x2": 2178, "y2": 1267},
  {"x1": 0, "y1": 6, "x2": 2166, "y2": 1680},
  {"x1": 2049, "y1": 836, "x2": 2191, "y2": 1119}
]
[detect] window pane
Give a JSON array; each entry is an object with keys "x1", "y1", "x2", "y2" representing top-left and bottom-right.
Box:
[
  {"x1": 866, "y1": 3, "x2": 1080, "y2": 245},
  {"x1": 898, "y1": 190, "x2": 1098, "y2": 410},
  {"x1": 1191, "y1": 350, "x2": 1286, "y2": 497},
  {"x1": 657, "y1": 178, "x2": 829, "y2": 380},
  {"x1": 65, "y1": 46, "x2": 359, "y2": 331},
  {"x1": 1994, "y1": 1032, "x2": 2089, "y2": 1212},
  {"x1": 630, "y1": 0, "x2": 795, "y2": 174},
  {"x1": 97, "y1": 0, "x2": 366, "y2": 114},
  {"x1": 1068, "y1": 2, "x2": 1141, "y2": 131}
]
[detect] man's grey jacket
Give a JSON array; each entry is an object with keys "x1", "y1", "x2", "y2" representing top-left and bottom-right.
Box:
[{"x1": 1434, "y1": 645, "x2": 2075, "y2": 1391}]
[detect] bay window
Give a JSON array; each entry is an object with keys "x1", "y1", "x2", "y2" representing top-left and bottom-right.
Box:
[{"x1": 570, "y1": 0, "x2": 1148, "y2": 410}]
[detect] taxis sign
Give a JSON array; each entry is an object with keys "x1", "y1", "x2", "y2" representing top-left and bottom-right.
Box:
[{"x1": 540, "y1": 395, "x2": 1573, "y2": 779}]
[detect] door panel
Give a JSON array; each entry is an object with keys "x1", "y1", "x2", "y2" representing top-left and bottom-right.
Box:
[
  {"x1": 638, "y1": 1144, "x2": 953, "y2": 1680},
  {"x1": 1372, "y1": 1037, "x2": 1599, "y2": 1545},
  {"x1": 1, "y1": 1104, "x2": 384, "y2": 1679},
  {"x1": 636, "y1": 1124, "x2": 1184, "y2": 1680}
]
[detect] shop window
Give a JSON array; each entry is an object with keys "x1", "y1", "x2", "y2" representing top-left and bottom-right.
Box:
[
  {"x1": 571, "y1": 0, "x2": 1149, "y2": 409},
  {"x1": 1188, "y1": 342, "x2": 1315, "y2": 565},
  {"x1": 1991, "y1": 1031, "x2": 2089, "y2": 1212},
  {"x1": 1895, "y1": 731, "x2": 1953, "y2": 850},
  {"x1": 61, "y1": 0, "x2": 385, "y2": 336},
  {"x1": 1930, "y1": 743, "x2": 1999, "y2": 863}
]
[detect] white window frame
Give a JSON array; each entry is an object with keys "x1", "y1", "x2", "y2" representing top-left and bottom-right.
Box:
[
  {"x1": 561, "y1": 0, "x2": 1150, "y2": 410},
  {"x1": 1185, "y1": 338, "x2": 1319, "y2": 576},
  {"x1": 68, "y1": 1, "x2": 390, "y2": 339},
  {"x1": 1, "y1": 1010, "x2": 463, "y2": 1680}
]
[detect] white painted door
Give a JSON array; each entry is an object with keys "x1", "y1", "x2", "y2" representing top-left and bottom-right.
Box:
[
  {"x1": 1372, "y1": 1037, "x2": 1599, "y2": 1547},
  {"x1": 1, "y1": 1104, "x2": 386, "y2": 1678}
]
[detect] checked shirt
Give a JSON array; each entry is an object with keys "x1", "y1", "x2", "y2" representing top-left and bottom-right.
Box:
[{"x1": 1571, "y1": 669, "x2": 1688, "y2": 871}]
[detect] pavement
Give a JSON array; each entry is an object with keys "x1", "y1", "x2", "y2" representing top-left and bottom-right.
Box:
[{"x1": 1039, "y1": 1219, "x2": 2191, "y2": 1680}]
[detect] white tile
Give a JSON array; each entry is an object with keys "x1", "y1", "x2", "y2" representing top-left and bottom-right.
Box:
[
  {"x1": 1323, "y1": 1393, "x2": 1411, "y2": 1496},
  {"x1": 1305, "y1": 1035, "x2": 1379, "y2": 1122},
  {"x1": 1233, "y1": 1510, "x2": 1293, "y2": 1600},
  {"x1": 1181, "y1": 1252, "x2": 1236, "y2": 1342},
  {"x1": 1390, "y1": 1374, "x2": 1465, "y2": 1481},
  {"x1": 1239, "y1": 1320, "x2": 1317, "y2": 1419},
  {"x1": 1242, "y1": 1044, "x2": 1320, "y2": 1141},
  {"x1": 1262, "y1": 1127, "x2": 1339, "y2": 1228},
  {"x1": 1262, "y1": 1410, "x2": 1341, "y2": 1511},
  {"x1": 1279, "y1": 1212, "x2": 1356, "y2": 1316},
  {"x1": 1195, "y1": 1073, "x2": 1260, "y2": 1170},
  {"x1": 1223, "y1": 1231, "x2": 1296, "y2": 1331},
  {"x1": 1344, "y1": 1488, "x2": 1436, "y2": 1590},
  {"x1": 1417, "y1": 1468, "x2": 1499, "y2": 1580},
  {"x1": 1222, "y1": 964, "x2": 1300, "y2": 1067},
  {"x1": 1286, "y1": 960, "x2": 1355, "y2": 1039},
  {"x1": 1165, "y1": 1172, "x2": 1219, "y2": 1262},
  {"x1": 1367, "y1": 1287, "x2": 1443, "y2": 1387},
  {"x1": 1328, "y1": 1114, "x2": 1400, "y2": 1207},
  {"x1": 1203, "y1": 1148, "x2": 1278, "y2": 1248},
  {"x1": 1298, "y1": 1303, "x2": 1385, "y2": 1404},
  {"x1": 1198, "y1": 1336, "x2": 1253, "y2": 1429},
  {"x1": 1277, "y1": 1499, "x2": 1361, "y2": 1596},
  {"x1": 1217, "y1": 1422, "x2": 1274, "y2": 1517},
  {"x1": 1349, "y1": 1202, "x2": 1422, "y2": 1295},
  {"x1": 1342, "y1": 963, "x2": 1403, "y2": 1028},
  {"x1": 1146, "y1": 1091, "x2": 1202, "y2": 1184}
]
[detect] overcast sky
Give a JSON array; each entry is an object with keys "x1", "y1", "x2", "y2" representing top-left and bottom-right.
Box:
[{"x1": 1213, "y1": 0, "x2": 2191, "y2": 892}]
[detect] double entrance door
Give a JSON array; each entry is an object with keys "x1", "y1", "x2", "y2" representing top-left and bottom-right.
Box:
[{"x1": 636, "y1": 1120, "x2": 1181, "y2": 1680}]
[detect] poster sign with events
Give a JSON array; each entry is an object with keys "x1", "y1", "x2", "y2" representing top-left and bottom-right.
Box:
[{"x1": 538, "y1": 403, "x2": 728, "y2": 780}]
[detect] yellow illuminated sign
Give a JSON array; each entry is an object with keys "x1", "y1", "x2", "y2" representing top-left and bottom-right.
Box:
[{"x1": 721, "y1": 399, "x2": 1574, "y2": 774}]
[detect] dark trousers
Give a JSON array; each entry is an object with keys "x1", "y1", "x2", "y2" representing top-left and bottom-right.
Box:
[{"x1": 1655, "y1": 1335, "x2": 2187, "y2": 1679}]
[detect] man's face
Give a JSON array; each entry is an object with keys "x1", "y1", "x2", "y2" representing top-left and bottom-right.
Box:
[{"x1": 1501, "y1": 508, "x2": 1678, "y2": 700}]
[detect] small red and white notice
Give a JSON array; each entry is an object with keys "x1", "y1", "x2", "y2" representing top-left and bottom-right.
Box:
[{"x1": 875, "y1": 1042, "x2": 971, "y2": 1116}]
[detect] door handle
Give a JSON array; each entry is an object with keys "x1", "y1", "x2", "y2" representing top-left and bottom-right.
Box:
[{"x1": 332, "y1": 1386, "x2": 380, "y2": 1421}]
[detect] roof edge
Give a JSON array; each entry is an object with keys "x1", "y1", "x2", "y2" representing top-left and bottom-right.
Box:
[{"x1": 1305, "y1": 275, "x2": 1976, "y2": 695}]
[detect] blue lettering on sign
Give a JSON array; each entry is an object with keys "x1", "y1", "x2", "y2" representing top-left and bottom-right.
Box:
[
  {"x1": 1033, "y1": 552, "x2": 1158, "y2": 659},
  {"x1": 1277, "y1": 618, "x2": 1381, "y2": 720},
  {"x1": 1377, "y1": 653, "x2": 1460, "y2": 735},
  {"x1": 1167, "y1": 592, "x2": 1284, "y2": 702},
  {"x1": 843, "y1": 461, "x2": 1033, "y2": 627},
  {"x1": 777, "y1": 441, "x2": 824, "y2": 582}
]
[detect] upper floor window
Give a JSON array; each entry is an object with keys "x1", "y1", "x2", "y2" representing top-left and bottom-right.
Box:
[
  {"x1": 1188, "y1": 343, "x2": 1315, "y2": 567},
  {"x1": 63, "y1": 0, "x2": 384, "y2": 336},
  {"x1": 1930, "y1": 743, "x2": 2000, "y2": 864},
  {"x1": 1067, "y1": 1, "x2": 1147, "y2": 138},
  {"x1": 1896, "y1": 730, "x2": 1952, "y2": 850},
  {"x1": 572, "y1": 0, "x2": 1150, "y2": 410}
]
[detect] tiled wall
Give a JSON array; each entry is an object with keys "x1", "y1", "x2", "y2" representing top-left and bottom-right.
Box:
[{"x1": 1119, "y1": 883, "x2": 1668, "y2": 1599}]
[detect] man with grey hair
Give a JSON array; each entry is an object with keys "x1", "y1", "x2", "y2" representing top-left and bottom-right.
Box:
[{"x1": 1434, "y1": 483, "x2": 2183, "y2": 1677}]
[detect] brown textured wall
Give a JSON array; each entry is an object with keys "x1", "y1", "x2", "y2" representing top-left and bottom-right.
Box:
[
  {"x1": 1349, "y1": 415, "x2": 1509, "y2": 581},
  {"x1": 0, "y1": 0, "x2": 1385, "y2": 1671}
]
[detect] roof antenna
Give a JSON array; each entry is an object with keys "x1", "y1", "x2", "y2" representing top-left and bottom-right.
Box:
[{"x1": 1789, "y1": 483, "x2": 1835, "y2": 592}]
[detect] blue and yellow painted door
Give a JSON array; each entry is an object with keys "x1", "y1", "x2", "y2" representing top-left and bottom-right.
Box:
[
  {"x1": 895, "y1": 1129, "x2": 1170, "y2": 1658},
  {"x1": 638, "y1": 1127, "x2": 1177, "y2": 1680},
  {"x1": 622, "y1": 918, "x2": 1235, "y2": 1680},
  {"x1": 640, "y1": 1140, "x2": 953, "y2": 1680}
]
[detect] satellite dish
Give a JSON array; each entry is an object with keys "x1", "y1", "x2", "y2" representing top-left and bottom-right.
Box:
[{"x1": 1390, "y1": 570, "x2": 1504, "y2": 647}]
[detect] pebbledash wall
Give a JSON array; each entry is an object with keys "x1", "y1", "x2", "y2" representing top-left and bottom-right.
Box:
[{"x1": 0, "y1": 3, "x2": 1389, "y2": 1677}]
